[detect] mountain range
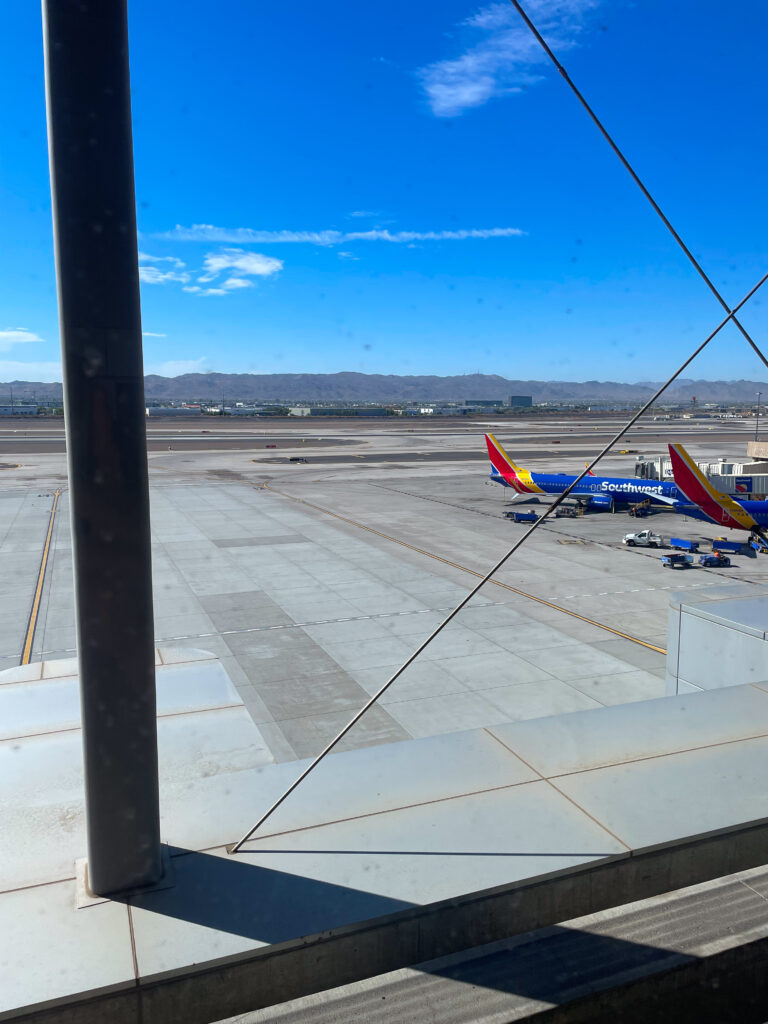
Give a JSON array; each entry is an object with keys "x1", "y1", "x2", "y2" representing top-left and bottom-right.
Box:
[{"x1": 0, "y1": 372, "x2": 766, "y2": 405}]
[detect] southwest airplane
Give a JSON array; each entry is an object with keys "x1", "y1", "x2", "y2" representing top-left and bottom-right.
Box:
[
  {"x1": 484, "y1": 433, "x2": 680, "y2": 511},
  {"x1": 667, "y1": 443, "x2": 768, "y2": 535}
]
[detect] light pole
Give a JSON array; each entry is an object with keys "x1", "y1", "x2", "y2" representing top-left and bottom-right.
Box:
[{"x1": 756, "y1": 392, "x2": 762, "y2": 443}]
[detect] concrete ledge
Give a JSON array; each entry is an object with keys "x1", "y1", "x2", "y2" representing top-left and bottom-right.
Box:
[
  {"x1": 6, "y1": 818, "x2": 768, "y2": 1024},
  {"x1": 6, "y1": 675, "x2": 768, "y2": 1023}
]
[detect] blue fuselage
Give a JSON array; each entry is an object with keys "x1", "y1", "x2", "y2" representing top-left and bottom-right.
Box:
[{"x1": 490, "y1": 468, "x2": 680, "y2": 505}]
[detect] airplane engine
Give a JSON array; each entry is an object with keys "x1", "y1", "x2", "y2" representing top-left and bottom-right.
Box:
[{"x1": 588, "y1": 493, "x2": 615, "y2": 512}]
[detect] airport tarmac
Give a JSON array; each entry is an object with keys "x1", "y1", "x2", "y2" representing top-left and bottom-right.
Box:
[{"x1": 1, "y1": 418, "x2": 765, "y2": 763}]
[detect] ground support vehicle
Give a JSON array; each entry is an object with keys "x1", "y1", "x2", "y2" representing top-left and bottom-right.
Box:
[
  {"x1": 623, "y1": 530, "x2": 665, "y2": 548},
  {"x1": 670, "y1": 538, "x2": 700, "y2": 552},
  {"x1": 628, "y1": 503, "x2": 651, "y2": 518},
  {"x1": 699, "y1": 553, "x2": 731, "y2": 568},
  {"x1": 662, "y1": 553, "x2": 693, "y2": 569},
  {"x1": 555, "y1": 506, "x2": 581, "y2": 518},
  {"x1": 712, "y1": 539, "x2": 745, "y2": 554},
  {"x1": 505, "y1": 511, "x2": 538, "y2": 523}
]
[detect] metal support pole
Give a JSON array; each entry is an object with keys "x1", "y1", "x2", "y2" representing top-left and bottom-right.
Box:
[{"x1": 42, "y1": 0, "x2": 161, "y2": 895}]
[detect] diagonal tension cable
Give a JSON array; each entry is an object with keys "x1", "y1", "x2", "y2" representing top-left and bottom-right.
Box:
[
  {"x1": 506, "y1": 0, "x2": 768, "y2": 374},
  {"x1": 229, "y1": 271, "x2": 768, "y2": 853}
]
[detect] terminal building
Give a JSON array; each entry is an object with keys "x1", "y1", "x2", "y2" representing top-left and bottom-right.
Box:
[
  {"x1": 146, "y1": 405, "x2": 201, "y2": 416},
  {"x1": 0, "y1": 404, "x2": 37, "y2": 416},
  {"x1": 636, "y1": 453, "x2": 768, "y2": 499}
]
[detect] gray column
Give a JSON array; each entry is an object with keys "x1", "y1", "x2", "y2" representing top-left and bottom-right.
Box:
[{"x1": 42, "y1": 0, "x2": 161, "y2": 895}]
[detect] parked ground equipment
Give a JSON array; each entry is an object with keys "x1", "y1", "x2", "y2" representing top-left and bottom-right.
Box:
[
  {"x1": 670, "y1": 538, "x2": 700, "y2": 552},
  {"x1": 505, "y1": 511, "x2": 539, "y2": 523},
  {"x1": 699, "y1": 552, "x2": 731, "y2": 568},
  {"x1": 623, "y1": 530, "x2": 665, "y2": 548},
  {"x1": 712, "y1": 539, "x2": 745, "y2": 554},
  {"x1": 662, "y1": 553, "x2": 694, "y2": 569}
]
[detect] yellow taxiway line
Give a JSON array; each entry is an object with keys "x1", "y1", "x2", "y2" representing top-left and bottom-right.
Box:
[
  {"x1": 21, "y1": 489, "x2": 61, "y2": 665},
  {"x1": 263, "y1": 483, "x2": 667, "y2": 655}
]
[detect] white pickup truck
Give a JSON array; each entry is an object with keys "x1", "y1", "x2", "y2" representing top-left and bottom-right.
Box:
[{"x1": 623, "y1": 530, "x2": 666, "y2": 548}]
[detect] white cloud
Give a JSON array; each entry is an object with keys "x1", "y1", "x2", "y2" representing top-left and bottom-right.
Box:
[
  {"x1": 147, "y1": 358, "x2": 208, "y2": 377},
  {"x1": 162, "y1": 224, "x2": 524, "y2": 244},
  {"x1": 139, "y1": 266, "x2": 191, "y2": 285},
  {"x1": 222, "y1": 277, "x2": 254, "y2": 290},
  {"x1": 338, "y1": 251, "x2": 360, "y2": 261},
  {"x1": 199, "y1": 249, "x2": 283, "y2": 281},
  {"x1": 0, "y1": 328, "x2": 44, "y2": 352},
  {"x1": 0, "y1": 361, "x2": 61, "y2": 382},
  {"x1": 419, "y1": 0, "x2": 598, "y2": 117},
  {"x1": 138, "y1": 252, "x2": 186, "y2": 268},
  {"x1": 142, "y1": 332, "x2": 167, "y2": 338},
  {"x1": 182, "y1": 285, "x2": 228, "y2": 297},
  {"x1": 348, "y1": 210, "x2": 380, "y2": 218}
]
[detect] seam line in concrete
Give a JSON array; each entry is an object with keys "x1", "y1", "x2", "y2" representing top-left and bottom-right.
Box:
[
  {"x1": 211, "y1": 778, "x2": 542, "y2": 847},
  {"x1": 0, "y1": 702, "x2": 246, "y2": 744},
  {"x1": 485, "y1": 728, "x2": 631, "y2": 852},
  {"x1": 127, "y1": 904, "x2": 140, "y2": 982},
  {"x1": 485, "y1": 722, "x2": 768, "y2": 786}
]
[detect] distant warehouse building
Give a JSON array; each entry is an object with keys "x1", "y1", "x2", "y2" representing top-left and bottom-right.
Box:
[
  {"x1": 309, "y1": 407, "x2": 393, "y2": 417},
  {"x1": 146, "y1": 406, "x2": 201, "y2": 416},
  {"x1": 508, "y1": 395, "x2": 533, "y2": 407},
  {"x1": 0, "y1": 405, "x2": 37, "y2": 416},
  {"x1": 463, "y1": 399, "x2": 503, "y2": 409}
]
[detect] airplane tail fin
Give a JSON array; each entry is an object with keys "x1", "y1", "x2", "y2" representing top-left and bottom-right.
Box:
[
  {"x1": 584, "y1": 461, "x2": 594, "y2": 476},
  {"x1": 668, "y1": 443, "x2": 757, "y2": 531},
  {"x1": 485, "y1": 433, "x2": 525, "y2": 490}
]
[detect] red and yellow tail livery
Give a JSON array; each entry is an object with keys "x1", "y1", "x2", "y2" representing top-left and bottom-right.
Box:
[
  {"x1": 484, "y1": 434, "x2": 544, "y2": 494},
  {"x1": 667, "y1": 443, "x2": 759, "y2": 531}
]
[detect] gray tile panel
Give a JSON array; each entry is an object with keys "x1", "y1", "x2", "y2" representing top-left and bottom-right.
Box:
[
  {"x1": 482, "y1": 679, "x2": 603, "y2": 720},
  {"x1": 0, "y1": 880, "x2": 134, "y2": 1015},
  {"x1": 200, "y1": 590, "x2": 293, "y2": 630},
  {"x1": 0, "y1": 681, "x2": 273, "y2": 892},
  {"x1": 566, "y1": 669, "x2": 665, "y2": 705},
  {"x1": 278, "y1": 704, "x2": 411, "y2": 758},
  {"x1": 237, "y1": 779, "x2": 626, "y2": 903},
  {"x1": 487, "y1": 683, "x2": 768, "y2": 778},
  {"x1": 213, "y1": 535, "x2": 305, "y2": 547},
  {"x1": 437, "y1": 650, "x2": 554, "y2": 688},
  {"x1": 353, "y1": 661, "x2": 468, "y2": 702},
  {"x1": 515, "y1": 643, "x2": 640, "y2": 682},
  {"x1": 554, "y1": 735, "x2": 768, "y2": 849},
  {"x1": 385, "y1": 690, "x2": 512, "y2": 738},
  {"x1": 161, "y1": 728, "x2": 538, "y2": 849}
]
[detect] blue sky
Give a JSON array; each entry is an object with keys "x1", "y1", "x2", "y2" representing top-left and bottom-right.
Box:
[{"x1": 1, "y1": 0, "x2": 767, "y2": 382}]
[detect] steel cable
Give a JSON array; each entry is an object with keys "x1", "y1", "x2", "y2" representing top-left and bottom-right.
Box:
[
  {"x1": 229, "y1": 271, "x2": 768, "y2": 853},
  {"x1": 506, "y1": 0, "x2": 768, "y2": 373}
]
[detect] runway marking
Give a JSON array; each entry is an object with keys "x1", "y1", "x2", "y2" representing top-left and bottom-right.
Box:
[
  {"x1": 262, "y1": 484, "x2": 667, "y2": 655},
  {"x1": 21, "y1": 490, "x2": 60, "y2": 665},
  {"x1": 9, "y1": 600, "x2": 526, "y2": 662}
]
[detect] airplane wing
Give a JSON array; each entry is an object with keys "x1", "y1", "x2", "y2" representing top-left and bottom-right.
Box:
[
  {"x1": 639, "y1": 490, "x2": 678, "y2": 505},
  {"x1": 667, "y1": 443, "x2": 758, "y2": 531}
]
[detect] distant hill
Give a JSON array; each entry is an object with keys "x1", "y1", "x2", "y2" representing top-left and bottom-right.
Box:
[{"x1": 0, "y1": 372, "x2": 766, "y2": 404}]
